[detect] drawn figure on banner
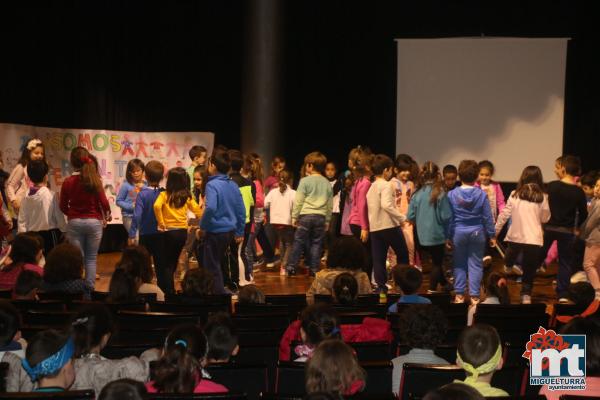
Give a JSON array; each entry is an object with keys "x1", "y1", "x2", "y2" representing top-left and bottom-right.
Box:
[
  {"x1": 136, "y1": 137, "x2": 149, "y2": 158},
  {"x1": 150, "y1": 140, "x2": 165, "y2": 159},
  {"x1": 166, "y1": 140, "x2": 180, "y2": 158},
  {"x1": 121, "y1": 136, "x2": 135, "y2": 156}
]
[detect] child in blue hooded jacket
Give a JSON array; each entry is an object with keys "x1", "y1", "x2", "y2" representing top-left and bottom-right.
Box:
[
  {"x1": 200, "y1": 149, "x2": 246, "y2": 294},
  {"x1": 447, "y1": 160, "x2": 496, "y2": 305}
]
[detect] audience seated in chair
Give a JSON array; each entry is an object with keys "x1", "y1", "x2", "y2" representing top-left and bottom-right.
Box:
[
  {"x1": 181, "y1": 268, "x2": 215, "y2": 297},
  {"x1": 42, "y1": 243, "x2": 92, "y2": 300},
  {"x1": 306, "y1": 237, "x2": 371, "y2": 302},
  {"x1": 305, "y1": 339, "x2": 366, "y2": 397},
  {"x1": 13, "y1": 270, "x2": 43, "y2": 300},
  {"x1": 204, "y1": 313, "x2": 239, "y2": 365},
  {"x1": 455, "y1": 323, "x2": 508, "y2": 397},
  {"x1": 237, "y1": 285, "x2": 265, "y2": 305},
  {"x1": 0, "y1": 234, "x2": 44, "y2": 291},
  {"x1": 69, "y1": 304, "x2": 154, "y2": 395},
  {"x1": 467, "y1": 273, "x2": 510, "y2": 325},
  {"x1": 146, "y1": 323, "x2": 228, "y2": 394},
  {"x1": 97, "y1": 378, "x2": 147, "y2": 400},
  {"x1": 392, "y1": 304, "x2": 449, "y2": 394},
  {"x1": 117, "y1": 246, "x2": 165, "y2": 302},
  {"x1": 423, "y1": 382, "x2": 484, "y2": 400},
  {"x1": 388, "y1": 265, "x2": 431, "y2": 313},
  {"x1": 0, "y1": 300, "x2": 32, "y2": 392},
  {"x1": 22, "y1": 329, "x2": 76, "y2": 393}
]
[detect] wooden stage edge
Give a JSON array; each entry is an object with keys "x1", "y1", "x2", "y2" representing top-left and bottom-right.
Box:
[{"x1": 96, "y1": 252, "x2": 562, "y2": 308}]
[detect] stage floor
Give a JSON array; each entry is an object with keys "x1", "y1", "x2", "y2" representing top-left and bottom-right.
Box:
[{"x1": 95, "y1": 252, "x2": 560, "y2": 306}]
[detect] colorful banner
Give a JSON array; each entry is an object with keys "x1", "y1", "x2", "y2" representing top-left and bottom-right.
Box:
[{"x1": 0, "y1": 123, "x2": 214, "y2": 224}]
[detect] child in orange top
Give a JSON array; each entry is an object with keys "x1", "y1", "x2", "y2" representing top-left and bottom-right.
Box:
[
  {"x1": 391, "y1": 155, "x2": 417, "y2": 267},
  {"x1": 153, "y1": 167, "x2": 202, "y2": 294}
]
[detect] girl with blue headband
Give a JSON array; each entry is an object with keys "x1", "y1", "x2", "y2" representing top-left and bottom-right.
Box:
[{"x1": 22, "y1": 329, "x2": 75, "y2": 392}]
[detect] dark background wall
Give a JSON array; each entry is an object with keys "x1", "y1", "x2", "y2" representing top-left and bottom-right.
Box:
[{"x1": 1, "y1": 0, "x2": 598, "y2": 178}]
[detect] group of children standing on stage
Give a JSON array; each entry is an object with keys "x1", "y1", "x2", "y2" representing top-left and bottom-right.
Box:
[{"x1": 1, "y1": 137, "x2": 599, "y2": 304}]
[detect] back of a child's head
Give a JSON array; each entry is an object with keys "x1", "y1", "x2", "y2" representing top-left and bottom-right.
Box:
[
  {"x1": 14, "y1": 269, "x2": 43, "y2": 298},
  {"x1": 204, "y1": 312, "x2": 238, "y2": 361},
  {"x1": 371, "y1": 154, "x2": 393, "y2": 176},
  {"x1": 568, "y1": 282, "x2": 595, "y2": 307},
  {"x1": 327, "y1": 236, "x2": 367, "y2": 271},
  {"x1": 305, "y1": 151, "x2": 328, "y2": 175},
  {"x1": 457, "y1": 323, "x2": 501, "y2": 373},
  {"x1": 154, "y1": 324, "x2": 207, "y2": 393},
  {"x1": 120, "y1": 245, "x2": 154, "y2": 283},
  {"x1": 182, "y1": 268, "x2": 214, "y2": 297},
  {"x1": 515, "y1": 165, "x2": 545, "y2": 203},
  {"x1": 332, "y1": 273, "x2": 358, "y2": 305},
  {"x1": 556, "y1": 154, "x2": 582, "y2": 177},
  {"x1": 560, "y1": 316, "x2": 600, "y2": 376},
  {"x1": 165, "y1": 167, "x2": 191, "y2": 208},
  {"x1": 423, "y1": 383, "x2": 485, "y2": 400},
  {"x1": 189, "y1": 145, "x2": 207, "y2": 161},
  {"x1": 24, "y1": 329, "x2": 73, "y2": 382},
  {"x1": 107, "y1": 267, "x2": 140, "y2": 303},
  {"x1": 228, "y1": 149, "x2": 244, "y2": 173},
  {"x1": 144, "y1": 160, "x2": 165, "y2": 185},
  {"x1": 301, "y1": 304, "x2": 341, "y2": 346},
  {"x1": 71, "y1": 304, "x2": 113, "y2": 357},
  {"x1": 44, "y1": 243, "x2": 83, "y2": 284},
  {"x1": 98, "y1": 378, "x2": 147, "y2": 400},
  {"x1": 5, "y1": 234, "x2": 41, "y2": 269},
  {"x1": 458, "y1": 160, "x2": 479, "y2": 184},
  {"x1": 485, "y1": 273, "x2": 510, "y2": 305},
  {"x1": 70, "y1": 146, "x2": 102, "y2": 194},
  {"x1": 400, "y1": 304, "x2": 448, "y2": 350},
  {"x1": 0, "y1": 300, "x2": 20, "y2": 346},
  {"x1": 211, "y1": 148, "x2": 231, "y2": 174},
  {"x1": 348, "y1": 147, "x2": 372, "y2": 176},
  {"x1": 125, "y1": 159, "x2": 145, "y2": 185},
  {"x1": 305, "y1": 339, "x2": 365, "y2": 395},
  {"x1": 393, "y1": 264, "x2": 422, "y2": 295},
  {"x1": 238, "y1": 284, "x2": 265, "y2": 304},
  {"x1": 581, "y1": 170, "x2": 599, "y2": 188},
  {"x1": 27, "y1": 159, "x2": 49, "y2": 184}
]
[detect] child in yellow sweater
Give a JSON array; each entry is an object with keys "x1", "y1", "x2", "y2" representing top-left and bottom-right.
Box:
[{"x1": 153, "y1": 167, "x2": 202, "y2": 294}]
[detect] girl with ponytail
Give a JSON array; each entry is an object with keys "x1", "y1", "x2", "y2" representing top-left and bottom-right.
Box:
[
  {"x1": 60, "y1": 147, "x2": 111, "y2": 289},
  {"x1": 264, "y1": 170, "x2": 296, "y2": 275},
  {"x1": 408, "y1": 161, "x2": 453, "y2": 293},
  {"x1": 146, "y1": 324, "x2": 228, "y2": 394},
  {"x1": 70, "y1": 304, "x2": 153, "y2": 395},
  {"x1": 294, "y1": 304, "x2": 342, "y2": 362}
]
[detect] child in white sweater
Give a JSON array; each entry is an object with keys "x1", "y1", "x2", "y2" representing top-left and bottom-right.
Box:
[
  {"x1": 367, "y1": 154, "x2": 408, "y2": 293},
  {"x1": 495, "y1": 166, "x2": 550, "y2": 304}
]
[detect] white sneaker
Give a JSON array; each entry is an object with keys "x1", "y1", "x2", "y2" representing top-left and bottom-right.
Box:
[
  {"x1": 266, "y1": 262, "x2": 275, "y2": 269},
  {"x1": 280, "y1": 267, "x2": 287, "y2": 276},
  {"x1": 512, "y1": 265, "x2": 524, "y2": 276},
  {"x1": 454, "y1": 294, "x2": 465, "y2": 304},
  {"x1": 537, "y1": 263, "x2": 547, "y2": 274},
  {"x1": 413, "y1": 265, "x2": 422, "y2": 272},
  {"x1": 521, "y1": 295, "x2": 531, "y2": 304},
  {"x1": 503, "y1": 265, "x2": 513, "y2": 274},
  {"x1": 558, "y1": 297, "x2": 570, "y2": 304}
]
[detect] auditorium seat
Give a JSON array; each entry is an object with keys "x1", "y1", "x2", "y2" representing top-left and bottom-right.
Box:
[
  {"x1": 0, "y1": 288, "x2": 12, "y2": 299},
  {"x1": 10, "y1": 299, "x2": 65, "y2": 312},
  {"x1": 473, "y1": 304, "x2": 549, "y2": 347},
  {"x1": 101, "y1": 342, "x2": 155, "y2": 359},
  {"x1": 399, "y1": 363, "x2": 526, "y2": 399},
  {"x1": 313, "y1": 294, "x2": 383, "y2": 306},
  {"x1": 264, "y1": 294, "x2": 306, "y2": 316},
  {"x1": 260, "y1": 394, "x2": 395, "y2": 400},
  {"x1": 91, "y1": 290, "x2": 157, "y2": 303},
  {"x1": 156, "y1": 294, "x2": 233, "y2": 314},
  {"x1": 21, "y1": 310, "x2": 75, "y2": 328},
  {"x1": 275, "y1": 360, "x2": 392, "y2": 396},
  {"x1": 550, "y1": 302, "x2": 589, "y2": 328},
  {"x1": 397, "y1": 344, "x2": 457, "y2": 363},
  {"x1": 206, "y1": 362, "x2": 268, "y2": 400},
  {"x1": 234, "y1": 303, "x2": 290, "y2": 315},
  {"x1": 386, "y1": 293, "x2": 452, "y2": 306},
  {"x1": 37, "y1": 292, "x2": 83, "y2": 302},
  {"x1": 117, "y1": 310, "x2": 203, "y2": 329},
  {"x1": 0, "y1": 390, "x2": 94, "y2": 399},
  {"x1": 291, "y1": 341, "x2": 392, "y2": 362}
]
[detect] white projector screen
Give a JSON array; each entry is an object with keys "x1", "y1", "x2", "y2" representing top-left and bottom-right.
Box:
[{"x1": 396, "y1": 38, "x2": 568, "y2": 182}]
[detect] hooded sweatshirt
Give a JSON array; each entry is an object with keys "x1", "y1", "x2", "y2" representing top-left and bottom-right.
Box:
[
  {"x1": 200, "y1": 174, "x2": 246, "y2": 237},
  {"x1": 447, "y1": 185, "x2": 495, "y2": 239},
  {"x1": 580, "y1": 199, "x2": 600, "y2": 245},
  {"x1": 17, "y1": 186, "x2": 67, "y2": 233}
]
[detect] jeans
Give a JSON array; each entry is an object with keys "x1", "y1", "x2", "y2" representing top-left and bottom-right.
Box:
[
  {"x1": 122, "y1": 216, "x2": 132, "y2": 236},
  {"x1": 452, "y1": 226, "x2": 486, "y2": 297},
  {"x1": 274, "y1": 225, "x2": 295, "y2": 268},
  {"x1": 66, "y1": 218, "x2": 104, "y2": 288},
  {"x1": 540, "y1": 229, "x2": 577, "y2": 298},
  {"x1": 370, "y1": 227, "x2": 408, "y2": 290},
  {"x1": 505, "y1": 241, "x2": 542, "y2": 295},
  {"x1": 420, "y1": 244, "x2": 447, "y2": 291},
  {"x1": 203, "y1": 231, "x2": 234, "y2": 294},
  {"x1": 287, "y1": 214, "x2": 326, "y2": 273}
]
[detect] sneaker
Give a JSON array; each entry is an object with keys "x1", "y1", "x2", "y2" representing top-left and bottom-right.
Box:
[
  {"x1": 427, "y1": 289, "x2": 441, "y2": 294},
  {"x1": 537, "y1": 263, "x2": 547, "y2": 274},
  {"x1": 454, "y1": 294, "x2": 465, "y2": 304},
  {"x1": 266, "y1": 262, "x2": 275, "y2": 269},
  {"x1": 512, "y1": 265, "x2": 524, "y2": 276},
  {"x1": 502, "y1": 265, "x2": 513, "y2": 274},
  {"x1": 252, "y1": 260, "x2": 264, "y2": 268},
  {"x1": 483, "y1": 255, "x2": 492, "y2": 266},
  {"x1": 558, "y1": 297, "x2": 570, "y2": 304},
  {"x1": 521, "y1": 294, "x2": 532, "y2": 304},
  {"x1": 280, "y1": 267, "x2": 287, "y2": 276},
  {"x1": 413, "y1": 265, "x2": 422, "y2": 272},
  {"x1": 287, "y1": 270, "x2": 297, "y2": 277}
]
